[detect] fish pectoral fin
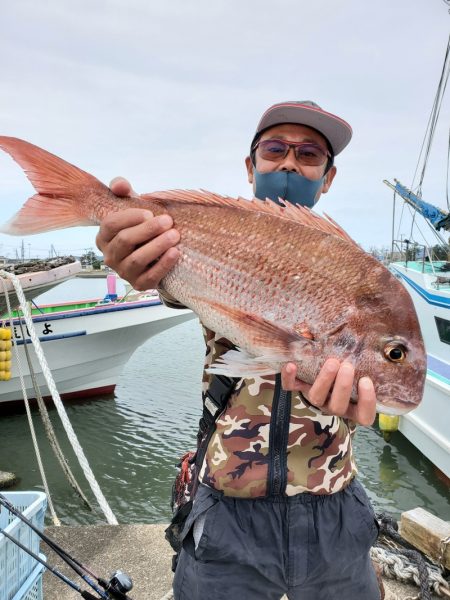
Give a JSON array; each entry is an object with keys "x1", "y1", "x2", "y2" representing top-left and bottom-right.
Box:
[
  {"x1": 207, "y1": 347, "x2": 280, "y2": 378},
  {"x1": 198, "y1": 299, "x2": 316, "y2": 378},
  {"x1": 207, "y1": 341, "x2": 315, "y2": 379},
  {"x1": 198, "y1": 298, "x2": 314, "y2": 351}
]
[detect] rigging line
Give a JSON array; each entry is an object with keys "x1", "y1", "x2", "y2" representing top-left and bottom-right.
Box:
[
  {"x1": 404, "y1": 203, "x2": 448, "y2": 249},
  {"x1": 418, "y1": 34, "x2": 450, "y2": 191},
  {"x1": 411, "y1": 33, "x2": 450, "y2": 192},
  {"x1": 395, "y1": 195, "x2": 407, "y2": 242},
  {"x1": 447, "y1": 127, "x2": 450, "y2": 211},
  {"x1": 419, "y1": 38, "x2": 450, "y2": 191},
  {"x1": 408, "y1": 199, "x2": 418, "y2": 242}
]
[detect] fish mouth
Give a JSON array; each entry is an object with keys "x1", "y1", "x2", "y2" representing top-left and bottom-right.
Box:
[
  {"x1": 375, "y1": 380, "x2": 423, "y2": 415},
  {"x1": 375, "y1": 402, "x2": 405, "y2": 416},
  {"x1": 375, "y1": 396, "x2": 419, "y2": 416}
]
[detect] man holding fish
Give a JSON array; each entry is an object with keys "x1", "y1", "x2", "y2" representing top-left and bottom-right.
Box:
[
  {"x1": 97, "y1": 101, "x2": 385, "y2": 599},
  {"x1": 2, "y1": 102, "x2": 423, "y2": 599}
]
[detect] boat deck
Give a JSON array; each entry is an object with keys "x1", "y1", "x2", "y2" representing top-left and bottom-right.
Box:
[{"x1": 397, "y1": 260, "x2": 449, "y2": 275}]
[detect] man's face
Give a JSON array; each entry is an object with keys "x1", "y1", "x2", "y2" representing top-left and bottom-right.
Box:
[{"x1": 245, "y1": 123, "x2": 337, "y2": 199}]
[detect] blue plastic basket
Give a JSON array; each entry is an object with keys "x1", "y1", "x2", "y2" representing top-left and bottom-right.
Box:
[
  {"x1": 10, "y1": 559, "x2": 45, "y2": 600},
  {"x1": 0, "y1": 492, "x2": 47, "y2": 600}
]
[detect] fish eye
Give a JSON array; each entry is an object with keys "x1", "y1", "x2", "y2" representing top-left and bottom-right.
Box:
[{"x1": 383, "y1": 343, "x2": 407, "y2": 363}]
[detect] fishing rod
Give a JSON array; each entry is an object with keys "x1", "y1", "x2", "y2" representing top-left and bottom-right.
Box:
[
  {"x1": 0, "y1": 493, "x2": 133, "y2": 600},
  {"x1": 0, "y1": 526, "x2": 101, "y2": 599}
]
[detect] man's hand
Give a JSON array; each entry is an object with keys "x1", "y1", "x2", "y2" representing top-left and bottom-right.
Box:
[
  {"x1": 281, "y1": 359, "x2": 376, "y2": 426},
  {"x1": 96, "y1": 177, "x2": 181, "y2": 290}
]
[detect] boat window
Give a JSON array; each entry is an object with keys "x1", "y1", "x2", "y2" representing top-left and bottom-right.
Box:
[{"x1": 435, "y1": 316, "x2": 450, "y2": 345}]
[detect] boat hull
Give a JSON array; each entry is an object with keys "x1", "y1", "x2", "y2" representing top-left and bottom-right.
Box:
[
  {"x1": 399, "y1": 374, "x2": 450, "y2": 478},
  {"x1": 0, "y1": 261, "x2": 82, "y2": 315},
  {"x1": 0, "y1": 299, "x2": 195, "y2": 404},
  {"x1": 389, "y1": 263, "x2": 450, "y2": 479}
]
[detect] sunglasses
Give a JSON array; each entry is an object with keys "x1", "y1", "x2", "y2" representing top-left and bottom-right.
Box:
[{"x1": 253, "y1": 139, "x2": 331, "y2": 166}]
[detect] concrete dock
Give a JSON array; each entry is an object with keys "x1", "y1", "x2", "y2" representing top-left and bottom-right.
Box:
[{"x1": 41, "y1": 524, "x2": 439, "y2": 600}]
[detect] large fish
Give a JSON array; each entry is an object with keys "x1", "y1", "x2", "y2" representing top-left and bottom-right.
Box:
[{"x1": 0, "y1": 136, "x2": 426, "y2": 415}]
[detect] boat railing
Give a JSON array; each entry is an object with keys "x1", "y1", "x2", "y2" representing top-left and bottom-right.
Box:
[{"x1": 390, "y1": 239, "x2": 450, "y2": 288}]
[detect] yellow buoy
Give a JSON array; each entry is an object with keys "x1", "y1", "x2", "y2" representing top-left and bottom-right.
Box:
[
  {"x1": 0, "y1": 328, "x2": 11, "y2": 340},
  {"x1": 0, "y1": 328, "x2": 12, "y2": 381},
  {"x1": 379, "y1": 413, "x2": 400, "y2": 442}
]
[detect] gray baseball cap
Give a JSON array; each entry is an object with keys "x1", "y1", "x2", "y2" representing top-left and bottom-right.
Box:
[{"x1": 252, "y1": 100, "x2": 352, "y2": 156}]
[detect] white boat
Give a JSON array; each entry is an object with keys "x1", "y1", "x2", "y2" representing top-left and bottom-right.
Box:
[
  {"x1": 382, "y1": 31, "x2": 450, "y2": 480},
  {"x1": 388, "y1": 258, "x2": 450, "y2": 479},
  {"x1": 0, "y1": 259, "x2": 82, "y2": 315},
  {"x1": 0, "y1": 290, "x2": 195, "y2": 405}
]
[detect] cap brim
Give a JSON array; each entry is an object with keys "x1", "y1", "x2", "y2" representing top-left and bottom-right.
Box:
[{"x1": 256, "y1": 103, "x2": 352, "y2": 156}]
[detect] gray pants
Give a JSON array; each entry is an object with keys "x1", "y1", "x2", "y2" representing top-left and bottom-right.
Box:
[{"x1": 173, "y1": 479, "x2": 380, "y2": 600}]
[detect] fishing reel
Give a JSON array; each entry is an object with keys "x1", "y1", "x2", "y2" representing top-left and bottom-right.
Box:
[{"x1": 103, "y1": 570, "x2": 134, "y2": 599}]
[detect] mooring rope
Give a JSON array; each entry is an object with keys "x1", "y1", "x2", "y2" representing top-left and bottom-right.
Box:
[
  {"x1": 371, "y1": 514, "x2": 450, "y2": 599},
  {"x1": 0, "y1": 276, "x2": 61, "y2": 526},
  {"x1": 17, "y1": 314, "x2": 94, "y2": 511},
  {"x1": 0, "y1": 270, "x2": 118, "y2": 525}
]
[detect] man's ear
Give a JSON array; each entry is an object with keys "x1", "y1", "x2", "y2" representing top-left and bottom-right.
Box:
[
  {"x1": 322, "y1": 165, "x2": 337, "y2": 194},
  {"x1": 245, "y1": 156, "x2": 254, "y2": 184}
]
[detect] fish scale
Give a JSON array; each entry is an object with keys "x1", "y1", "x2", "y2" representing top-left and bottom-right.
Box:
[{"x1": 0, "y1": 135, "x2": 426, "y2": 414}]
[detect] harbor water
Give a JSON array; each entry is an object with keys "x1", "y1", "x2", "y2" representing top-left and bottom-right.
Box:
[{"x1": 0, "y1": 278, "x2": 449, "y2": 526}]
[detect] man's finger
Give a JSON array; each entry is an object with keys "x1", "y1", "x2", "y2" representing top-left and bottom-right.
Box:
[
  {"x1": 326, "y1": 362, "x2": 354, "y2": 416},
  {"x1": 347, "y1": 377, "x2": 376, "y2": 426},
  {"x1": 109, "y1": 177, "x2": 139, "y2": 198},
  {"x1": 281, "y1": 363, "x2": 299, "y2": 390},
  {"x1": 116, "y1": 228, "x2": 180, "y2": 283},
  {"x1": 97, "y1": 210, "x2": 168, "y2": 247},
  {"x1": 307, "y1": 359, "x2": 340, "y2": 407},
  {"x1": 133, "y1": 247, "x2": 181, "y2": 291}
]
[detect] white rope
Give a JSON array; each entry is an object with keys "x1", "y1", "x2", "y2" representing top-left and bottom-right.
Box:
[
  {"x1": 19, "y1": 314, "x2": 94, "y2": 511},
  {"x1": 371, "y1": 546, "x2": 450, "y2": 597},
  {"x1": 0, "y1": 277, "x2": 61, "y2": 526},
  {"x1": 0, "y1": 270, "x2": 118, "y2": 525}
]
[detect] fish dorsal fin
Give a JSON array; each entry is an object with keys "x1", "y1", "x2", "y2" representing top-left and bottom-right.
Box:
[{"x1": 141, "y1": 189, "x2": 358, "y2": 247}]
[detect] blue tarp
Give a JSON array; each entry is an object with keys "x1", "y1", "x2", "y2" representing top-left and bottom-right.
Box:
[{"x1": 394, "y1": 182, "x2": 450, "y2": 231}]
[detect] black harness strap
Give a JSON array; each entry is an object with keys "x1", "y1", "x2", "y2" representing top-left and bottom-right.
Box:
[{"x1": 196, "y1": 374, "x2": 239, "y2": 468}]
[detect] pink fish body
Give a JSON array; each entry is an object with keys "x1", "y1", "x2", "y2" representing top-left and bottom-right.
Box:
[{"x1": 0, "y1": 136, "x2": 426, "y2": 415}]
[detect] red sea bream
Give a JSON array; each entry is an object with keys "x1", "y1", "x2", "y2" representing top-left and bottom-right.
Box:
[{"x1": 0, "y1": 136, "x2": 426, "y2": 414}]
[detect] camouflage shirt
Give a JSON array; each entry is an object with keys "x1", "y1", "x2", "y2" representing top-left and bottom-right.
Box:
[
  {"x1": 158, "y1": 290, "x2": 357, "y2": 498},
  {"x1": 199, "y1": 327, "x2": 358, "y2": 497}
]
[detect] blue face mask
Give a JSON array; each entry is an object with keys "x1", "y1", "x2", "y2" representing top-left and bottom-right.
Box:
[{"x1": 253, "y1": 169, "x2": 324, "y2": 208}]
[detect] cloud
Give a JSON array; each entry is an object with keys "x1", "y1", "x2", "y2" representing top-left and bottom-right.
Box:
[{"x1": 0, "y1": 0, "x2": 448, "y2": 257}]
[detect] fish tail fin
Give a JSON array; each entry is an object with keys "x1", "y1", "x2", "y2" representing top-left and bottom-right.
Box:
[{"x1": 0, "y1": 136, "x2": 109, "y2": 235}]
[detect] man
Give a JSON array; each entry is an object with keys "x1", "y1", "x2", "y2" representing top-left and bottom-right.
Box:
[{"x1": 97, "y1": 101, "x2": 381, "y2": 599}]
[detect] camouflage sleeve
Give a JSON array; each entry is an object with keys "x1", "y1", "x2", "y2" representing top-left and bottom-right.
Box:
[
  {"x1": 157, "y1": 287, "x2": 187, "y2": 309},
  {"x1": 201, "y1": 326, "x2": 236, "y2": 391}
]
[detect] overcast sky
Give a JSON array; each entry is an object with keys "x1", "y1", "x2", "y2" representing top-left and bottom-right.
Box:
[{"x1": 0, "y1": 0, "x2": 449, "y2": 259}]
